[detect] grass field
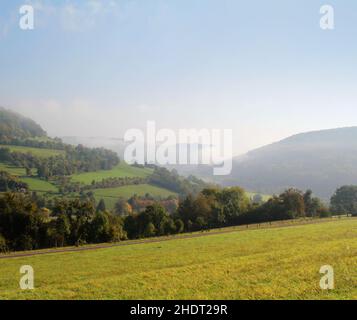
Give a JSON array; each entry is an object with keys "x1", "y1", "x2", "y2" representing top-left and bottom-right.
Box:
[
  {"x1": 0, "y1": 218, "x2": 356, "y2": 300},
  {"x1": 94, "y1": 184, "x2": 178, "y2": 209},
  {"x1": 0, "y1": 156, "x2": 172, "y2": 202},
  {"x1": 0, "y1": 162, "x2": 58, "y2": 192},
  {"x1": 0, "y1": 160, "x2": 57, "y2": 193},
  {"x1": 0, "y1": 145, "x2": 64, "y2": 158},
  {"x1": 71, "y1": 162, "x2": 153, "y2": 185},
  {"x1": 0, "y1": 163, "x2": 26, "y2": 176},
  {"x1": 20, "y1": 177, "x2": 58, "y2": 193}
]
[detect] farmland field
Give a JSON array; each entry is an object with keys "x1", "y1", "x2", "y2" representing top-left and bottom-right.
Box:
[
  {"x1": 93, "y1": 184, "x2": 178, "y2": 209},
  {"x1": 0, "y1": 145, "x2": 64, "y2": 158},
  {"x1": 71, "y1": 162, "x2": 153, "y2": 184},
  {"x1": 0, "y1": 218, "x2": 356, "y2": 300},
  {"x1": 0, "y1": 163, "x2": 26, "y2": 176},
  {"x1": 20, "y1": 177, "x2": 58, "y2": 193},
  {"x1": 0, "y1": 155, "x2": 173, "y2": 202}
]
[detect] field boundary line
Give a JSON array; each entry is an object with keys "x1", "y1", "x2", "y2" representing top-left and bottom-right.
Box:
[{"x1": 0, "y1": 216, "x2": 355, "y2": 260}]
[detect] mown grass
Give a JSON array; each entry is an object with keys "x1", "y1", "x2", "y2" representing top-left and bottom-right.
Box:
[
  {"x1": 0, "y1": 145, "x2": 64, "y2": 158},
  {"x1": 71, "y1": 162, "x2": 153, "y2": 185},
  {"x1": 0, "y1": 219, "x2": 356, "y2": 300}
]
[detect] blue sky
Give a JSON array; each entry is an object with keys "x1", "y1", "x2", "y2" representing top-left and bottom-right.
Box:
[{"x1": 0, "y1": 0, "x2": 356, "y2": 155}]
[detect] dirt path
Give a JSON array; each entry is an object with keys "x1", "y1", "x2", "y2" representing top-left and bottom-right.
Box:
[{"x1": 0, "y1": 229, "x2": 236, "y2": 260}]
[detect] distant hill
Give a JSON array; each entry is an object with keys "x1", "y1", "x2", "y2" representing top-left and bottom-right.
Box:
[
  {"x1": 220, "y1": 127, "x2": 357, "y2": 199},
  {"x1": 60, "y1": 137, "x2": 210, "y2": 162},
  {"x1": 61, "y1": 136, "x2": 128, "y2": 159},
  {"x1": 5, "y1": 107, "x2": 356, "y2": 200},
  {"x1": 0, "y1": 107, "x2": 46, "y2": 140},
  {"x1": 0, "y1": 108, "x2": 212, "y2": 205}
]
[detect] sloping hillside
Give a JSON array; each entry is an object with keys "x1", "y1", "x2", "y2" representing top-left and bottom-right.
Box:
[
  {"x1": 1, "y1": 218, "x2": 356, "y2": 299},
  {"x1": 0, "y1": 107, "x2": 46, "y2": 140},
  {"x1": 223, "y1": 127, "x2": 357, "y2": 199},
  {"x1": 0, "y1": 109, "x2": 210, "y2": 206}
]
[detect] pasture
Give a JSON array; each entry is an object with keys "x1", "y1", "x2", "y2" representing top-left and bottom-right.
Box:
[
  {"x1": 20, "y1": 177, "x2": 58, "y2": 193},
  {"x1": 0, "y1": 145, "x2": 64, "y2": 158},
  {"x1": 0, "y1": 163, "x2": 26, "y2": 176},
  {"x1": 71, "y1": 162, "x2": 153, "y2": 185},
  {"x1": 0, "y1": 218, "x2": 356, "y2": 300}
]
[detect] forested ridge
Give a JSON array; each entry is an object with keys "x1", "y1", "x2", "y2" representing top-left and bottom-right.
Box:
[{"x1": 0, "y1": 107, "x2": 46, "y2": 140}]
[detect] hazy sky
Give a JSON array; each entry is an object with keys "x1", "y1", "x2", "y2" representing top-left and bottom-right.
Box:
[{"x1": 1, "y1": 0, "x2": 356, "y2": 155}]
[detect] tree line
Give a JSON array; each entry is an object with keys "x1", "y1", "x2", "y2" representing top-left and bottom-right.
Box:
[
  {"x1": 57, "y1": 176, "x2": 148, "y2": 194},
  {"x1": 0, "y1": 193, "x2": 126, "y2": 252},
  {"x1": 0, "y1": 144, "x2": 119, "y2": 179},
  {"x1": 149, "y1": 166, "x2": 216, "y2": 196},
  {"x1": 0, "y1": 137, "x2": 66, "y2": 150},
  {"x1": 1, "y1": 185, "x2": 356, "y2": 253},
  {"x1": 0, "y1": 171, "x2": 28, "y2": 192}
]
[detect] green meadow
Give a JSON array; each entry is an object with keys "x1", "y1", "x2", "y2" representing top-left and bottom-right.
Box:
[
  {"x1": 0, "y1": 145, "x2": 64, "y2": 158},
  {"x1": 20, "y1": 177, "x2": 58, "y2": 193},
  {"x1": 0, "y1": 146, "x2": 160, "y2": 198},
  {"x1": 0, "y1": 163, "x2": 26, "y2": 176},
  {"x1": 0, "y1": 218, "x2": 356, "y2": 300},
  {"x1": 0, "y1": 144, "x2": 266, "y2": 205},
  {"x1": 71, "y1": 162, "x2": 153, "y2": 184}
]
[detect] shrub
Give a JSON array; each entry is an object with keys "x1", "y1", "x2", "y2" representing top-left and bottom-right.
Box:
[{"x1": 0, "y1": 234, "x2": 7, "y2": 253}]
